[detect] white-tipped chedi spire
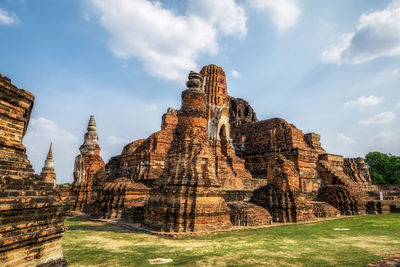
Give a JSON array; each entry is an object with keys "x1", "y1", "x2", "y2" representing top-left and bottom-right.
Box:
[
  {"x1": 44, "y1": 142, "x2": 54, "y2": 170},
  {"x1": 79, "y1": 115, "x2": 99, "y2": 155},
  {"x1": 40, "y1": 142, "x2": 56, "y2": 184}
]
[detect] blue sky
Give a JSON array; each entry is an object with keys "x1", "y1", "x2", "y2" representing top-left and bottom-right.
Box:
[{"x1": 0, "y1": 0, "x2": 399, "y2": 184}]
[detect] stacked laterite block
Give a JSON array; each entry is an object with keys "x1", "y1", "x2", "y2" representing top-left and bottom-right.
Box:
[
  {"x1": 0, "y1": 74, "x2": 71, "y2": 266},
  {"x1": 309, "y1": 201, "x2": 340, "y2": 218},
  {"x1": 230, "y1": 118, "x2": 324, "y2": 193},
  {"x1": 343, "y1": 157, "x2": 372, "y2": 184},
  {"x1": 92, "y1": 177, "x2": 150, "y2": 219},
  {"x1": 250, "y1": 155, "x2": 316, "y2": 222},
  {"x1": 227, "y1": 202, "x2": 271, "y2": 226},
  {"x1": 105, "y1": 108, "x2": 178, "y2": 185},
  {"x1": 229, "y1": 96, "x2": 258, "y2": 127},
  {"x1": 316, "y1": 154, "x2": 368, "y2": 215},
  {"x1": 71, "y1": 150, "x2": 105, "y2": 212}
]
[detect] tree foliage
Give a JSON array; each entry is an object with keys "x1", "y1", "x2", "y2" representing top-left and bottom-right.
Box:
[{"x1": 365, "y1": 152, "x2": 400, "y2": 185}]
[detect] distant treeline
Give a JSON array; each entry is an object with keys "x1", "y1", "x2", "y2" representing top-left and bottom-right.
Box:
[{"x1": 365, "y1": 152, "x2": 400, "y2": 185}]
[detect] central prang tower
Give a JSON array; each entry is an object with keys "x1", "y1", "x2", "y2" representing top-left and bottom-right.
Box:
[
  {"x1": 200, "y1": 64, "x2": 230, "y2": 142},
  {"x1": 201, "y1": 64, "x2": 253, "y2": 190}
]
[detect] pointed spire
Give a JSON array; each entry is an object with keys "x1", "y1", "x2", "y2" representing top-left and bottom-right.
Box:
[
  {"x1": 47, "y1": 142, "x2": 53, "y2": 160},
  {"x1": 88, "y1": 115, "x2": 96, "y2": 131},
  {"x1": 43, "y1": 142, "x2": 54, "y2": 170},
  {"x1": 41, "y1": 142, "x2": 56, "y2": 185}
]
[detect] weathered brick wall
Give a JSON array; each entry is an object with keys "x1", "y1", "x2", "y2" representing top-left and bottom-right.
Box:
[
  {"x1": 317, "y1": 154, "x2": 368, "y2": 215},
  {"x1": 200, "y1": 64, "x2": 229, "y2": 109},
  {"x1": 229, "y1": 96, "x2": 258, "y2": 127},
  {"x1": 231, "y1": 118, "x2": 312, "y2": 157},
  {"x1": 343, "y1": 157, "x2": 372, "y2": 184},
  {"x1": 250, "y1": 155, "x2": 316, "y2": 223},
  {"x1": 0, "y1": 74, "x2": 71, "y2": 266},
  {"x1": 92, "y1": 177, "x2": 150, "y2": 219},
  {"x1": 72, "y1": 148, "x2": 105, "y2": 212},
  {"x1": 227, "y1": 201, "x2": 271, "y2": 226},
  {"x1": 106, "y1": 108, "x2": 177, "y2": 182}
]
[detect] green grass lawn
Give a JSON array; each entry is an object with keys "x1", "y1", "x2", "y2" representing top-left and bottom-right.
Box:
[{"x1": 62, "y1": 214, "x2": 400, "y2": 267}]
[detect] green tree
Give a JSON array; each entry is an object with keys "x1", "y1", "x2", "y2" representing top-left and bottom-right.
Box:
[{"x1": 365, "y1": 152, "x2": 400, "y2": 185}]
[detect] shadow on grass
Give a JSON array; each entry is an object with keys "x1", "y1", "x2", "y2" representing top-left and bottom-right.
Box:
[{"x1": 66, "y1": 216, "x2": 149, "y2": 235}]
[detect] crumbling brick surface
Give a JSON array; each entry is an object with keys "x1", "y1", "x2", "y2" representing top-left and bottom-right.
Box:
[
  {"x1": 250, "y1": 155, "x2": 316, "y2": 222},
  {"x1": 92, "y1": 177, "x2": 150, "y2": 219},
  {"x1": 106, "y1": 108, "x2": 178, "y2": 182},
  {"x1": 143, "y1": 71, "x2": 232, "y2": 233},
  {"x1": 343, "y1": 157, "x2": 372, "y2": 184},
  {"x1": 309, "y1": 201, "x2": 341, "y2": 218},
  {"x1": 229, "y1": 96, "x2": 258, "y2": 127},
  {"x1": 0, "y1": 74, "x2": 72, "y2": 266},
  {"x1": 227, "y1": 201, "x2": 271, "y2": 226},
  {"x1": 317, "y1": 154, "x2": 368, "y2": 215},
  {"x1": 72, "y1": 116, "x2": 106, "y2": 213},
  {"x1": 72, "y1": 149, "x2": 105, "y2": 213}
]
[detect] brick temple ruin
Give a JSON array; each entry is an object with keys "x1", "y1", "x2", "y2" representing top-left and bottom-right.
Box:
[
  {"x1": 0, "y1": 74, "x2": 72, "y2": 266},
  {"x1": 69, "y1": 64, "x2": 399, "y2": 235},
  {"x1": 1, "y1": 65, "x2": 398, "y2": 265}
]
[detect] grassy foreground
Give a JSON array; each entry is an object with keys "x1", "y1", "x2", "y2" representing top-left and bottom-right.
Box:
[{"x1": 63, "y1": 214, "x2": 400, "y2": 267}]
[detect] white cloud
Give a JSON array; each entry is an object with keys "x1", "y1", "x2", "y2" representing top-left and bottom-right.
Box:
[
  {"x1": 187, "y1": 0, "x2": 247, "y2": 37},
  {"x1": 344, "y1": 95, "x2": 384, "y2": 108},
  {"x1": 322, "y1": 0, "x2": 400, "y2": 64},
  {"x1": 248, "y1": 0, "x2": 301, "y2": 32},
  {"x1": 23, "y1": 118, "x2": 79, "y2": 183},
  {"x1": 358, "y1": 111, "x2": 396, "y2": 125},
  {"x1": 336, "y1": 133, "x2": 356, "y2": 145},
  {"x1": 373, "y1": 130, "x2": 400, "y2": 152},
  {"x1": 0, "y1": 8, "x2": 19, "y2": 25},
  {"x1": 322, "y1": 33, "x2": 353, "y2": 64},
  {"x1": 148, "y1": 103, "x2": 159, "y2": 110},
  {"x1": 379, "y1": 68, "x2": 399, "y2": 76},
  {"x1": 25, "y1": 117, "x2": 78, "y2": 142},
  {"x1": 91, "y1": 0, "x2": 246, "y2": 82},
  {"x1": 107, "y1": 135, "x2": 128, "y2": 145},
  {"x1": 232, "y1": 69, "x2": 240, "y2": 78}
]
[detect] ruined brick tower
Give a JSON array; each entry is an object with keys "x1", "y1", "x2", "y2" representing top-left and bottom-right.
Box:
[
  {"x1": 72, "y1": 115, "x2": 105, "y2": 212},
  {"x1": 200, "y1": 64, "x2": 230, "y2": 141},
  {"x1": 200, "y1": 64, "x2": 254, "y2": 190},
  {"x1": 0, "y1": 74, "x2": 71, "y2": 266},
  {"x1": 143, "y1": 71, "x2": 232, "y2": 233},
  {"x1": 40, "y1": 142, "x2": 56, "y2": 185}
]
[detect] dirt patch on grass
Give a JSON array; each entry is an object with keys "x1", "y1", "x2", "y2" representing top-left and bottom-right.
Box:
[
  {"x1": 82, "y1": 235, "x2": 132, "y2": 251},
  {"x1": 319, "y1": 236, "x2": 400, "y2": 253},
  {"x1": 130, "y1": 236, "x2": 218, "y2": 250}
]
